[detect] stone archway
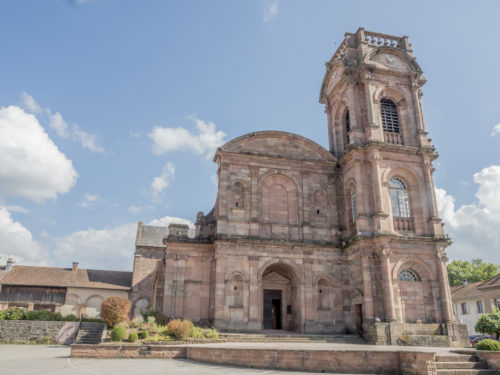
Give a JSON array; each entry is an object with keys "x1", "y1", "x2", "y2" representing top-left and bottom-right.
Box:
[{"x1": 260, "y1": 262, "x2": 301, "y2": 332}]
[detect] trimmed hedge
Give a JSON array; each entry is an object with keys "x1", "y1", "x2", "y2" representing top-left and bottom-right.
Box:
[
  {"x1": 477, "y1": 339, "x2": 500, "y2": 351},
  {"x1": 0, "y1": 308, "x2": 105, "y2": 323},
  {"x1": 110, "y1": 326, "x2": 127, "y2": 341},
  {"x1": 128, "y1": 332, "x2": 138, "y2": 342}
]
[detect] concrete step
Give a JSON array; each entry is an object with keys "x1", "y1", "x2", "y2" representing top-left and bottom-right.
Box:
[
  {"x1": 74, "y1": 323, "x2": 106, "y2": 344},
  {"x1": 437, "y1": 355, "x2": 479, "y2": 362},
  {"x1": 220, "y1": 334, "x2": 365, "y2": 344},
  {"x1": 436, "y1": 370, "x2": 497, "y2": 375},
  {"x1": 437, "y1": 362, "x2": 489, "y2": 370}
]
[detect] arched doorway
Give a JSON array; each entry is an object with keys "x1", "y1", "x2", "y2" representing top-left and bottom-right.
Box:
[{"x1": 260, "y1": 262, "x2": 300, "y2": 331}]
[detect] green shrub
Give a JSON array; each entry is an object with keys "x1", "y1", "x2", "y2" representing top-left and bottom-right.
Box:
[
  {"x1": 475, "y1": 308, "x2": 500, "y2": 339},
  {"x1": 101, "y1": 296, "x2": 131, "y2": 327},
  {"x1": 167, "y1": 319, "x2": 194, "y2": 340},
  {"x1": 476, "y1": 339, "x2": 500, "y2": 351},
  {"x1": 129, "y1": 316, "x2": 144, "y2": 328},
  {"x1": 128, "y1": 332, "x2": 138, "y2": 342},
  {"x1": 140, "y1": 310, "x2": 159, "y2": 321},
  {"x1": 82, "y1": 317, "x2": 105, "y2": 323},
  {"x1": 0, "y1": 307, "x2": 25, "y2": 320},
  {"x1": 63, "y1": 314, "x2": 78, "y2": 321},
  {"x1": 191, "y1": 327, "x2": 204, "y2": 339},
  {"x1": 204, "y1": 328, "x2": 219, "y2": 340},
  {"x1": 23, "y1": 310, "x2": 54, "y2": 321},
  {"x1": 139, "y1": 331, "x2": 149, "y2": 339},
  {"x1": 110, "y1": 326, "x2": 127, "y2": 341}
]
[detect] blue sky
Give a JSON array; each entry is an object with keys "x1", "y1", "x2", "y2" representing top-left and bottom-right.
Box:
[{"x1": 1, "y1": 0, "x2": 499, "y2": 270}]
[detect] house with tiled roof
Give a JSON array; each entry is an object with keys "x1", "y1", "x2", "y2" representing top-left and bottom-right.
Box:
[
  {"x1": 0, "y1": 259, "x2": 131, "y2": 318},
  {"x1": 451, "y1": 274, "x2": 500, "y2": 335}
]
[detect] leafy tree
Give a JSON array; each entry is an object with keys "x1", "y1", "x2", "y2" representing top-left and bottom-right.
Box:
[
  {"x1": 101, "y1": 296, "x2": 131, "y2": 327},
  {"x1": 447, "y1": 259, "x2": 500, "y2": 286},
  {"x1": 475, "y1": 308, "x2": 500, "y2": 339}
]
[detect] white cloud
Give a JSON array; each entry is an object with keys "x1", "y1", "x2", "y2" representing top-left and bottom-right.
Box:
[
  {"x1": 263, "y1": 1, "x2": 278, "y2": 22},
  {"x1": 78, "y1": 193, "x2": 100, "y2": 209},
  {"x1": 47, "y1": 111, "x2": 69, "y2": 138},
  {"x1": 73, "y1": 124, "x2": 104, "y2": 153},
  {"x1": 19, "y1": 92, "x2": 104, "y2": 153},
  {"x1": 0, "y1": 205, "x2": 30, "y2": 214},
  {"x1": 0, "y1": 208, "x2": 45, "y2": 265},
  {"x1": 491, "y1": 123, "x2": 500, "y2": 137},
  {"x1": 149, "y1": 117, "x2": 226, "y2": 159},
  {"x1": 128, "y1": 205, "x2": 142, "y2": 214},
  {"x1": 148, "y1": 215, "x2": 195, "y2": 237},
  {"x1": 436, "y1": 165, "x2": 500, "y2": 264},
  {"x1": 0, "y1": 106, "x2": 78, "y2": 203},
  {"x1": 20, "y1": 92, "x2": 42, "y2": 115},
  {"x1": 151, "y1": 162, "x2": 175, "y2": 201}
]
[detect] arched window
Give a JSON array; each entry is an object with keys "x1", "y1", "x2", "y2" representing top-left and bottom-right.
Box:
[
  {"x1": 231, "y1": 275, "x2": 244, "y2": 307},
  {"x1": 380, "y1": 99, "x2": 400, "y2": 133},
  {"x1": 390, "y1": 178, "x2": 410, "y2": 218},
  {"x1": 317, "y1": 279, "x2": 330, "y2": 309},
  {"x1": 350, "y1": 185, "x2": 357, "y2": 223},
  {"x1": 398, "y1": 269, "x2": 419, "y2": 281},
  {"x1": 345, "y1": 110, "x2": 351, "y2": 145}
]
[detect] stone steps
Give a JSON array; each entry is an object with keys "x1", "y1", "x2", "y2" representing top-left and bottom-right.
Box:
[
  {"x1": 220, "y1": 333, "x2": 365, "y2": 344},
  {"x1": 74, "y1": 322, "x2": 106, "y2": 344},
  {"x1": 436, "y1": 354, "x2": 496, "y2": 375}
]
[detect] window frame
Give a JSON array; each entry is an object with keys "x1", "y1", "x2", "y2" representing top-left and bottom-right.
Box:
[
  {"x1": 380, "y1": 98, "x2": 400, "y2": 133},
  {"x1": 390, "y1": 177, "x2": 411, "y2": 218}
]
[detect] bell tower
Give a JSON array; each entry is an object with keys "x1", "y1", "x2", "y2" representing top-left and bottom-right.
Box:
[{"x1": 320, "y1": 29, "x2": 461, "y2": 343}]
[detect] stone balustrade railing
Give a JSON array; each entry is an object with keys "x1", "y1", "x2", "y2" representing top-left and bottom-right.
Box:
[
  {"x1": 364, "y1": 31, "x2": 402, "y2": 48},
  {"x1": 384, "y1": 131, "x2": 404, "y2": 145},
  {"x1": 393, "y1": 217, "x2": 415, "y2": 232}
]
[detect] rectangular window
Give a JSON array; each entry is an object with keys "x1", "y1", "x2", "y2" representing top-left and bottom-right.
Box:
[
  {"x1": 476, "y1": 301, "x2": 484, "y2": 314},
  {"x1": 461, "y1": 303, "x2": 469, "y2": 315}
]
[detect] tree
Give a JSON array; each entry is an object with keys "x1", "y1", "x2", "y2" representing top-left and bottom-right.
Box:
[
  {"x1": 100, "y1": 296, "x2": 131, "y2": 327},
  {"x1": 475, "y1": 308, "x2": 500, "y2": 339},
  {"x1": 447, "y1": 259, "x2": 500, "y2": 287}
]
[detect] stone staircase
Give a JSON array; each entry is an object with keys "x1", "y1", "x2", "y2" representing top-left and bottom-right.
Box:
[
  {"x1": 74, "y1": 322, "x2": 106, "y2": 344},
  {"x1": 220, "y1": 332, "x2": 366, "y2": 344},
  {"x1": 436, "y1": 354, "x2": 497, "y2": 375}
]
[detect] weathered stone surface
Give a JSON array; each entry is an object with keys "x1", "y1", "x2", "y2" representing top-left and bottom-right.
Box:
[
  {"x1": 129, "y1": 28, "x2": 461, "y2": 345},
  {"x1": 0, "y1": 320, "x2": 68, "y2": 344}
]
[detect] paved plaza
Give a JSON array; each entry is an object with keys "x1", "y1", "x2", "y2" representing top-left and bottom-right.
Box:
[{"x1": 0, "y1": 344, "x2": 383, "y2": 375}]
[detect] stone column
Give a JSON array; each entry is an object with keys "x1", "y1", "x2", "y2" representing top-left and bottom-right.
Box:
[
  {"x1": 248, "y1": 256, "x2": 260, "y2": 329},
  {"x1": 437, "y1": 252, "x2": 453, "y2": 323},
  {"x1": 361, "y1": 254, "x2": 374, "y2": 321},
  {"x1": 380, "y1": 248, "x2": 396, "y2": 322},
  {"x1": 174, "y1": 255, "x2": 188, "y2": 318},
  {"x1": 213, "y1": 255, "x2": 226, "y2": 327}
]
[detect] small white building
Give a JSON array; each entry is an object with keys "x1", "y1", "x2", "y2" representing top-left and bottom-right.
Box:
[
  {"x1": 0, "y1": 261, "x2": 131, "y2": 318},
  {"x1": 451, "y1": 274, "x2": 500, "y2": 335}
]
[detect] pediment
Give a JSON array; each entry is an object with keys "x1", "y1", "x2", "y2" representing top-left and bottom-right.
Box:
[
  {"x1": 262, "y1": 271, "x2": 290, "y2": 284},
  {"x1": 218, "y1": 131, "x2": 336, "y2": 162}
]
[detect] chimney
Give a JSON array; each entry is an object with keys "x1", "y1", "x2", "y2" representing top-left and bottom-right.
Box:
[
  {"x1": 72, "y1": 262, "x2": 79, "y2": 271},
  {"x1": 5, "y1": 257, "x2": 15, "y2": 271}
]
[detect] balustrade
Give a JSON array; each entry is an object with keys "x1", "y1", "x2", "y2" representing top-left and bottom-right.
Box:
[{"x1": 393, "y1": 217, "x2": 415, "y2": 232}]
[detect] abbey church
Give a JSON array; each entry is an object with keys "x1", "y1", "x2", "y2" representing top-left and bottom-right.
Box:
[{"x1": 130, "y1": 28, "x2": 465, "y2": 344}]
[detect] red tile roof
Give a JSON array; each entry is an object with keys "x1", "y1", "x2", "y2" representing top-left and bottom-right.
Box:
[{"x1": 0, "y1": 265, "x2": 131, "y2": 291}]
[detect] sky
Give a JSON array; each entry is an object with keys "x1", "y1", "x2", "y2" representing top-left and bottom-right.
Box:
[{"x1": 0, "y1": 0, "x2": 499, "y2": 271}]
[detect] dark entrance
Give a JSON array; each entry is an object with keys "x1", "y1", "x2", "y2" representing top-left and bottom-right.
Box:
[
  {"x1": 354, "y1": 303, "x2": 363, "y2": 332},
  {"x1": 263, "y1": 289, "x2": 282, "y2": 329}
]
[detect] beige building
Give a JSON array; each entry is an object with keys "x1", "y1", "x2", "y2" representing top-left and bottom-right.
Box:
[
  {"x1": 451, "y1": 274, "x2": 500, "y2": 335},
  {"x1": 130, "y1": 28, "x2": 465, "y2": 345},
  {"x1": 0, "y1": 261, "x2": 131, "y2": 318}
]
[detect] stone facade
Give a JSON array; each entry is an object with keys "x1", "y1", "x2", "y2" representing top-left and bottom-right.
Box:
[
  {"x1": 0, "y1": 320, "x2": 74, "y2": 344},
  {"x1": 131, "y1": 28, "x2": 464, "y2": 343}
]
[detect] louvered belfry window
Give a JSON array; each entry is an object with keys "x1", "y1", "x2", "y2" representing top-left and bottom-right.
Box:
[
  {"x1": 380, "y1": 99, "x2": 400, "y2": 133},
  {"x1": 345, "y1": 110, "x2": 351, "y2": 144}
]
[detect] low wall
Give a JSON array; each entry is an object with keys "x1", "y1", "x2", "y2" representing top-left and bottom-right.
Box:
[
  {"x1": 0, "y1": 320, "x2": 77, "y2": 344},
  {"x1": 71, "y1": 344, "x2": 439, "y2": 375},
  {"x1": 71, "y1": 344, "x2": 186, "y2": 359},
  {"x1": 452, "y1": 349, "x2": 500, "y2": 371},
  {"x1": 363, "y1": 322, "x2": 469, "y2": 347}
]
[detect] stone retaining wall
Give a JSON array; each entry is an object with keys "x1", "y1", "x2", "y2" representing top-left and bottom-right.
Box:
[
  {"x1": 71, "y1": 344, "x2": 439, "y2": 375},
  {"x1": 71, "y1": 344, "x2": 186, "y2": 359},
  {"x1": 0, "y1": 320, "x2": 72, "y2": 344}
]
